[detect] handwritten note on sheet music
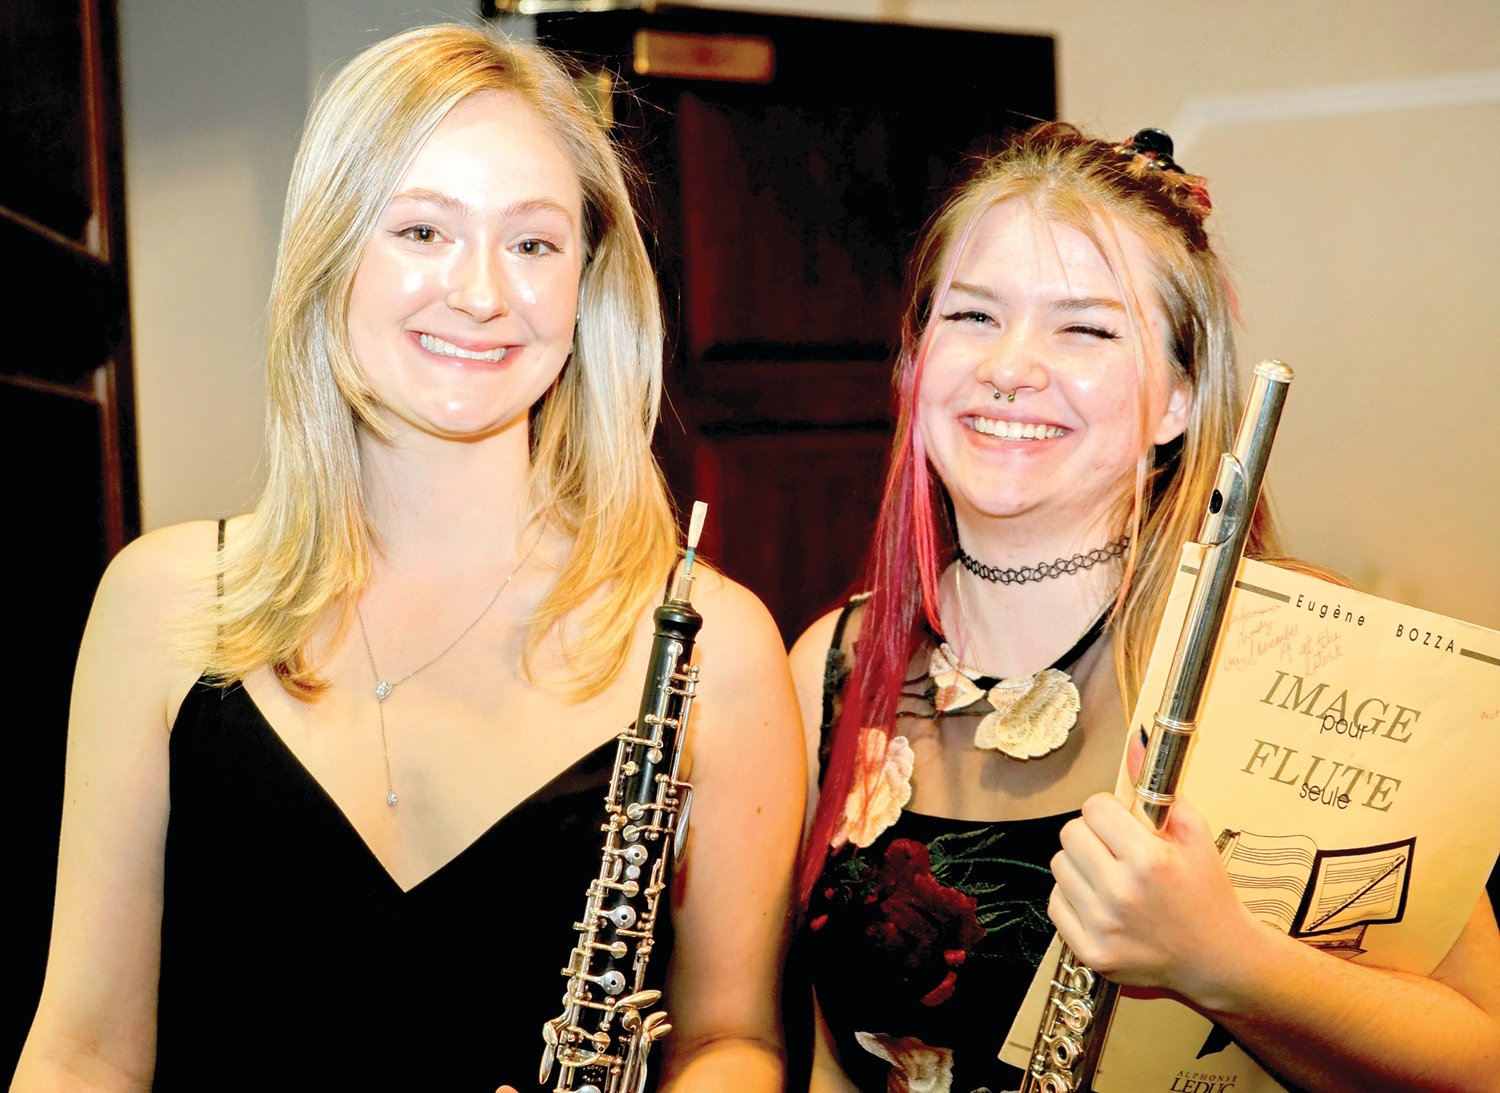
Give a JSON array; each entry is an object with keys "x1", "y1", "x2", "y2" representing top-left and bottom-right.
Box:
[{"x1": 1001, "y1": 545, "x2": 1500, "y2": 1091}]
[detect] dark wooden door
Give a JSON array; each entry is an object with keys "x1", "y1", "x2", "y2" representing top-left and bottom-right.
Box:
[
  {"x1": 513, "y1": 7, "x2": 1055, "y2": 640},
  {"x1": 1, "y1": 0, "x2": 137, "y2": 1071}
]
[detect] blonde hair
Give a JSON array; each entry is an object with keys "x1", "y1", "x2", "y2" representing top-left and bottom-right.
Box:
[
  {"x1": 205, "y1": 24, "x2": 675, "y2": 698},
  {"x1": 906, "y1": 123, "x2": 1279, "y2": 705},
  {"x1": 802, "y1": 122, "x2": 1284, "y2": 900}
]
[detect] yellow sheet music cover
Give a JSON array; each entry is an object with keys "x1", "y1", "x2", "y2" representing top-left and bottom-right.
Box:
[{"x1": 1000, "y1": 544, "x2": 1500, "y2": 1091}]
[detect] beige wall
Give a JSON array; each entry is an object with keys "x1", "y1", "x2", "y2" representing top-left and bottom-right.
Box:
[
  {"x1": 121, "y1": 1, "x2": 1500, "y2": 626},
  {"x1": 120, "y1": 0, "x2": 479, "y2": 526}
]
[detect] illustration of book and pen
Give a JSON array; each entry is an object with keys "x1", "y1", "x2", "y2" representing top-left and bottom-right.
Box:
[
  {"x1": 1190, "y1": 832, "x2": 1417, "y2": 1060},
  {"x1": 1214, "y1": 830, "x2": 1417, "y2": 958}
]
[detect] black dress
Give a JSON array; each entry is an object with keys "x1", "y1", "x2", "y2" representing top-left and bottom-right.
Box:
[
  {"x1": 806, "y1": 808, "x2": 1071, "y2": 1091},
  {"x1": 803, "y1": 599, "x2": 1116, "y2": 1093},
  {"x1": 155, "y1": 678, "x2": 665, "y2": 1091}
]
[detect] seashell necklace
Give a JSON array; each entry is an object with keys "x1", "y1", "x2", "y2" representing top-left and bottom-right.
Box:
[{"x1": 929, "y1": 563, "x2": 1111, "y2": 760}]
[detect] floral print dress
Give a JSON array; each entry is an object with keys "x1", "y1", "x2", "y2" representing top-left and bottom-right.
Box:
[{"x1": 805, "y1": 597, "x2": 1117, "y2": 1093}]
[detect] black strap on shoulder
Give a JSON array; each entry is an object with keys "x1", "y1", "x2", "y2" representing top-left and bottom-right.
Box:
[
  {"x1": 828, "y1": 592, "x2": 867, "y2": 655},
  {"x1": 817, "y1": 592, "x2": 871, "y2": 781}
]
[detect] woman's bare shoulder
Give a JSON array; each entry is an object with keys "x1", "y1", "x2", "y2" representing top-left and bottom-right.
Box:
[
  {"x1": 7, "y1": 522, "x2": 237, "y2": 1086},
  {"x1": 108, "y1": 516, "x2": 242, "y2": 579},
  {"x1": 93, "y1": 521, "x2": 223, "y2": 622},
  {"x1": 687, "y1": 566, "x2": 792, "y2": 677},
  {"x1": 687, "y1": 564, "x2": 770, "y2": 617},
  {"x1": 789, "y1": 593, "x2": 868, "y2": 697},
  {"x1": 88, "y1": 518, "x2": 245, "y2": 709},
  {"x1": 789, "y1": 608, "x2": 843, "y2": 678}
]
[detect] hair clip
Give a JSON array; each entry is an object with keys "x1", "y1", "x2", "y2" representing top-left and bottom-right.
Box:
[{"x1": 1118, "y1": 128, "x2": 1185, "y2": 173}]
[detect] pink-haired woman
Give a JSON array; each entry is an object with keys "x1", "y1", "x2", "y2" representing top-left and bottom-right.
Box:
[{"x1": 789, "y1": 123, "x2": 1500, "y2": 1093}]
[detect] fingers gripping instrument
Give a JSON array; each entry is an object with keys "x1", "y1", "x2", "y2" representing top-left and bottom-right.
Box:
[
  {"x1": 540, "y1": 503, "x2": 709, "y2": 1093},
  {"x1": 1019, "y1": 362, "x2": 1293, "y2": 1093}
]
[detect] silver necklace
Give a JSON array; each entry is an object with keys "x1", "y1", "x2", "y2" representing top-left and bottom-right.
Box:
[{"x1": 355, "y1": 550, "x2": 529, "y2": 806}]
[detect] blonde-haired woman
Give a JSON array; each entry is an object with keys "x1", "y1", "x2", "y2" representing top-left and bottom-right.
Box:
[
  {"x1": 790, "y1": 123, "x2": 1499, "y2": 1092},
  {"x1": 15, "y1": 25, "x2": 802, "y2": 1091}
]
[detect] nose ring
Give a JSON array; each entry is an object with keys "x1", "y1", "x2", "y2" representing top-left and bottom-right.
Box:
[{"x1": 991, "y1": 386, "x2": 1016, "y2": 402}]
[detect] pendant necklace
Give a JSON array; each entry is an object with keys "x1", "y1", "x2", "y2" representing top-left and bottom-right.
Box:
[
  {"x1": 930, "y1": 560, "x2": 1113, "y2": 760},
  {"x1": 355, "y1": 548, "x2": 530, "y2": 806}
]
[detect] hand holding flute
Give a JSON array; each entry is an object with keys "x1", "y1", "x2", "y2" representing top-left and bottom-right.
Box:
[{"x1": 1049, "y1": 779, "x2": 1264, "y2": 1000}]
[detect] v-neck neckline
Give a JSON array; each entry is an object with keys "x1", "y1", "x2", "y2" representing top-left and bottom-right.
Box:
[{"x1": 221, "y1": 680, "x2": 615, "y2": 894}]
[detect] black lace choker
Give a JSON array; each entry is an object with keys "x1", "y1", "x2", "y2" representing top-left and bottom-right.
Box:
[{"x1": 956, "y1": 536, "x2": 1129, "y2": 585}]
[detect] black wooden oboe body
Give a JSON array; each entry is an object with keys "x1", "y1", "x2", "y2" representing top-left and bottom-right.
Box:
[{"x1": 540, "y1": 580, "x2": 702, "y2": 1093}]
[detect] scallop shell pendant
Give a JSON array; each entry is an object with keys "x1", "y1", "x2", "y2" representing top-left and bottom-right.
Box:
[{"x1": 972, "y1": 668, "x2": 1082, "y2": 759}]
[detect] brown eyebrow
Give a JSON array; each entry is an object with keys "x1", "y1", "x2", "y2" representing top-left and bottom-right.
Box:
[
  {"x1": 385, "y1": 189, "x2": 576, "y2": 225},
  {"x1": 1054, "y1": 295, "x2": 1125, "y2": 314},
  {"x1": 947, "y1": 280, "x2": 998, "y2": 303},
  {"x1": 386, "y1": 188, "x2": 472, "y2": 216},
  {"x1": 945, "y1": 283, "x2": 1125, "y2": 314},
  {"x1": 948, "y1": 283, "x2": 1128, "y2": 313}
]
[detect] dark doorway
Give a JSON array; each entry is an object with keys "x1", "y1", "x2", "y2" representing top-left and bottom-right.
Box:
[
  {"x1": 499, "y1": 6, "x2": 1055, "y2": 640},
  {"x1": 1, "y1": 0, "x2": 137, "y2": 1073}
]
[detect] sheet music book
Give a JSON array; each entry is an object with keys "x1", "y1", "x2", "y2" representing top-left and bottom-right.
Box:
[{"x1": 1000, "y1": 545, "x2": 1500, "y2": 1091}]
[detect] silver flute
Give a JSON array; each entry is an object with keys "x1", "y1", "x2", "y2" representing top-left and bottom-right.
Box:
[
  {"x1": 539, "y1": 503, "x2": 708, "y2": 1093},
  {"x1": 1020, "y1": 361, "x2": 1294, "y2": 1093}
]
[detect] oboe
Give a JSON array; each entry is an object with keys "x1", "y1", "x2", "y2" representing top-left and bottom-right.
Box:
[
  {"x1": 1020, "y1": 361, "x2": 1294, "y2": 1093},
  {"x1": 540, "y1": 502, "x2": 708, "y2": 1093}
]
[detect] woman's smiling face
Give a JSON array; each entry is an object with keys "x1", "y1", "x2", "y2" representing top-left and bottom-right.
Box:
[
  {"x1": 916, "y1": 198, "x2": 1190, "y2": 543},
  {"x1": 346, "y1": 90, "x2": 585, "y2": 446}
]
